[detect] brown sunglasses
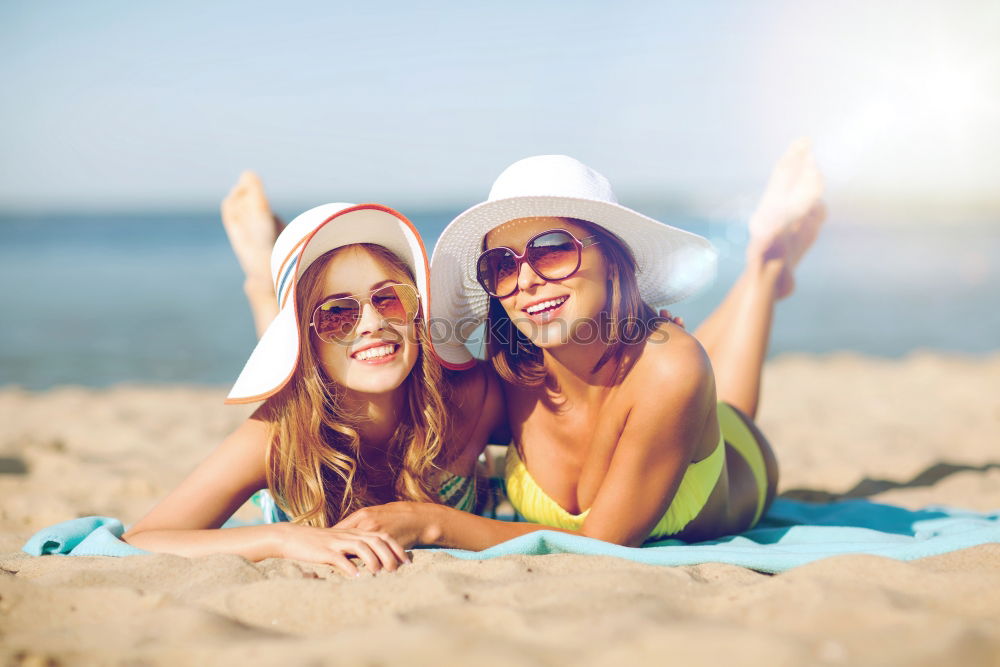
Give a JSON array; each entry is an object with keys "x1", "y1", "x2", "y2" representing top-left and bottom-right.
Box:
[{"x1": 476, "y1": 228, "x2": 600, "y2": 298}]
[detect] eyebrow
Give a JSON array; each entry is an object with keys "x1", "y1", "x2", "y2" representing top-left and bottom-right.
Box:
[{"x1": 319, "y1": 279, "x2": 397, "y2": 302}]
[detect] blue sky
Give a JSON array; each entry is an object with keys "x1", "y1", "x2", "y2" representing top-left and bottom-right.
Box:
[{"x1": 1, "y1": 0, "x2": 998, "y2": 215}]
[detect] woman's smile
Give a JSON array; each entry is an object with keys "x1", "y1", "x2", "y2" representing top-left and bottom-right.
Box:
[
  {"x1": 519, "y1": 294, "x2": 570, "y2": 324},
  {"x1": 350, "y1": 340, "x2": 402, "y2": 365}
]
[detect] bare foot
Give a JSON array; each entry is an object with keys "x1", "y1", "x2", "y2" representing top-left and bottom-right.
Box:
[
  {"x1": 747, "y1": 138, "x2": 827, "y2": 299},
  {"x1": 220, "y1": 171, "x2": 283, "y2": 288}
]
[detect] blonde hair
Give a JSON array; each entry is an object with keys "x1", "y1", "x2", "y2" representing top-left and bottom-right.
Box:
[
  {"x1": 486, "y1": 218, "x2": 656, "y2": 387},
  {"x1": 257, "y1": 244, "x2": 450, "y2": 527}
]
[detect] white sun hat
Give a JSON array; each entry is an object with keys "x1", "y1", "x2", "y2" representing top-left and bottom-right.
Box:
[
  {"x1": 226, "y1": 203, "x2": 432, "y2": 404},
  {"x1": 428, "y1": 154, "x2": 718, "y2": 367}
]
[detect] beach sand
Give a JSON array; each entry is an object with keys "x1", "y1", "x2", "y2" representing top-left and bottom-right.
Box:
[{"x1": 2, "y1": 352, "x2": 999, "y2": 666}]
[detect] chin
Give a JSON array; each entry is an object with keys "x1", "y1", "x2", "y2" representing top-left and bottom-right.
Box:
[
  {"x1": 325, "y1": 346, "x2": 419, "y2": 395},
  {"x1": 344, "y1": 363, "x2": 412, "y2": 393},
  {"x1": 511, "y1": 320, "x2": 567, "y2": 349},
  {"x1": 346, "y1": 377, "x2": 408, "y2": 395}
]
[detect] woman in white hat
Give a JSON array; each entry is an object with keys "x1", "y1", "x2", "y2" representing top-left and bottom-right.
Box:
[
  {"x1": 335, "y1": 141, "x2": 825, "y2": 549},
  {"x1": 122, "y1": 199, "x2": 506, "y2": 574}
]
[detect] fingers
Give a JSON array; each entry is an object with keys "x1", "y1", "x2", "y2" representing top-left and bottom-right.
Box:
[
  {"x1": 657, "y1": 309, "x2": 686, "y2": 329},
  {"x1": 324, "y1": 541, "x2": 407, "y2": 578},
  {"x1": 348, "y1": 539, "x2": 383, "y2": 573},
  {"x1": 375, "y1": 532, "x2": 411, "y2": 566},
  {"x1": 359, "y1": 534, "x2": 404, "y2": 572},
  {"x1": 333, "y1": 508, "x2": 368, "y2": 530},
  {"x1": 381, "y1": 533, "x2": 410, "y2": 565},
  {"x1": 329, "y1": 553, "x2": 358, "y2": 578}
]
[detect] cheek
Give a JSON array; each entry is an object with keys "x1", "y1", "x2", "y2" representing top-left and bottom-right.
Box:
[
  {"x1": 573, "y1": 262, "x2": 610, "y2": 315},
  {"x1": 403, "y1": 325, "x2": 420, "y2": 368},
  {"x1": 498, "y1": 295, "x2": 518, "y2": 317},
  {"x1": 315, "y1": 338, "x2": 349, "y2": 382},
  {"x1": 586, "y1": 279, "x2": 609, "y2": 314},
  {"x1": 562, "y1": 274, "x2": 607, "y2": 319}
]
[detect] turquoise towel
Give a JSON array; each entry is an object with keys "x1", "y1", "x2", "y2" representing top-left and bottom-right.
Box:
[
  {"x1": 21, "y1": 499, "x2": 1000, "y2": 573},
  {"x1": 21, "y1": 515, "x2": 256, "y2": 558},
  {"x1": 22, "y1": 516, "x2": 148, "y2": 557},
  {"x1": 443, "y1": 499, "x2": 1000, "y2": 573}
]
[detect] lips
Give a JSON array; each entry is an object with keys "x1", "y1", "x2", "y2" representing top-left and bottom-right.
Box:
[
  {"x1": 350, "y1": 341, "x2": 399, "y2": 362},
  {"x1": 520, "y1": 295, "x2": 569, "y2": 323},
  {"x1": 522, "y1": 295, "x2": 569, "y2": 315}
]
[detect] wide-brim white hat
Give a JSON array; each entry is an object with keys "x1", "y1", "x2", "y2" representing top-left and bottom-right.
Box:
[
  {"x1": 428, "y1": 155, "x2": 718, "y2": 367},
  {"x1": 226, "y1": 203, "x2": 431, "y2": 404}
]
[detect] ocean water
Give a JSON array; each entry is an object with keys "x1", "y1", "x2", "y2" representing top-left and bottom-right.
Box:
[{"x1": 1, "y1": 209, "x2": 997, "y2": 389}]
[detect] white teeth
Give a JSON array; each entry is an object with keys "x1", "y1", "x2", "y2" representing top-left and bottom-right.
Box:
[
  {"x1": 353, "y1": 344, "x2": 396, "y2": 361},
  {"x1": 525, "y1": 296, "x2": 568, "y2": 314}
]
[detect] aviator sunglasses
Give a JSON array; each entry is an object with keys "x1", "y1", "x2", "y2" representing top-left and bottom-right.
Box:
[
  {"x1": 476, "y1": 229, "x2": 600, "y2": 298},
  {"x1": 309, "y1": 283, "x2": 420, "y2": 343}
]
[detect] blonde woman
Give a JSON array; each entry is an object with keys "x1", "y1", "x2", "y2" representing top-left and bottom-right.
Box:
[{"x1": 122, "y1": 201, "x2": 505, "y2": 575}]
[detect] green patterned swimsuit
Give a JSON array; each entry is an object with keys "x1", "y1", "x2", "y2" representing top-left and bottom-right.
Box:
[{"x1": 251, "y1": 468, "x2": 510, "y2": 523}]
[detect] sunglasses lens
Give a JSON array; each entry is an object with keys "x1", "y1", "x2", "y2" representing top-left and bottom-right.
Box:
[
  {"x1": 313, "y1": 298, "x2": 360, "y2": 342},
  {"x1": 371, "y1": 284, "x2": 419, "y2": 323},
  {"x1": 526, "y1": 231, "x2": 579, "y2": 279},
  {"x1": 478, "y1": 249, "x2": 519, "y2": 297}
]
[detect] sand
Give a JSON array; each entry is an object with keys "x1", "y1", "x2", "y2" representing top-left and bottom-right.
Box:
[{"x1": 1, "y1": 352, "x2": 999, "y2": 666}]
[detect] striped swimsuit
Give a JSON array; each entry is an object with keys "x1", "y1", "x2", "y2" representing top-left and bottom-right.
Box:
[{"x1": 252, "y1": 469, "x2": 483, "y2": 524}]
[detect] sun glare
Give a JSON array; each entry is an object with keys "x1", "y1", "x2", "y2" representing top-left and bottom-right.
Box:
[
  {"x1": 816, "y1": 49, "x2": 998, "y2": 202},
  {"x1": 914, "y1": 62, "x2": 992, "y2": 136},
  {"x1": 756, "y1": 4, "x2": 1000, "y2": 210}
]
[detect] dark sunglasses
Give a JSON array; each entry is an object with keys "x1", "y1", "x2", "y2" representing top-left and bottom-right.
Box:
[
  {"x1": 476, "y1": 229, "x2": 600, "y2": 298},
  {"x1": 309, "y1": 283, "x2": 420, "y2": 343}
]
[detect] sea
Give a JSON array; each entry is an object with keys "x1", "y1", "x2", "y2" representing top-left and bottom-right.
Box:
[{"x1": 1, "y1": 208, "x2": 997, "y2": 390}]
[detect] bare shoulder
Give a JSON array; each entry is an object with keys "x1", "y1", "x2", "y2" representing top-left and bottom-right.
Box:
[
  {"x1": 447, "y1": 360, "x2": 488, "y2": 404},
  {"x1": 629, "y1": 322, "x2": 714, "y2": 398},
  {"x1": 615, "y1": 323, "x2": 718, "y2": 462},
  {"x1": 443, "y1": 361, "x2": 487, "y2": 439},
  {"x1": 441, "y1": 361, "x2": 505, "y2": 472}
]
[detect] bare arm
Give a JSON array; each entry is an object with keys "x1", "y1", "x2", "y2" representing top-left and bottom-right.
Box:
[
  {"x1": 576, "y1": 341, "x2": 716, "y2": 546},
  {"x1": 122, "y1": 418, "x2": 275, "y2": 556},
  {"x1": 339, "y1": 340, "x2": 717, "y2": 550},
  {"x1": 335, "y1": 500, "x2": 579, "y2": 551},
  {"x1": 122, "y1": 417, "x2": 407, "y2": 574}
]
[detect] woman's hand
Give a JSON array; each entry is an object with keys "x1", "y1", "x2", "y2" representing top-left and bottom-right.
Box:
[
  {"x1": 334, "y1": 502, "x2": 442, "y2": 550},
  {"x1": 274, "y1": 523, "x2": 410, "y2": 577},
  {"x1": 658, "y1": 308, "x2": 685, "y2": 328}
]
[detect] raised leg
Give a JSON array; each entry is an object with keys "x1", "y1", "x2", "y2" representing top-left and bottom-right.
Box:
[
  {"x1": 694, "y1": 139, "x2": 827, "y2": 418},
  {"x1": 220, "y1": 171, "x2": 284, "y2": 339}
]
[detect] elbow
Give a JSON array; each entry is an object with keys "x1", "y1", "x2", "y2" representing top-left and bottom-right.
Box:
[
  {"x1": 616, "y1": 535, "x2": 647, "y2": 548},
  {"x1": 120, "y1": 528, "x2": 142, "y2": 545},
  {"x1": 580, "y1": 527, "x2": 645, "y2": 549}
]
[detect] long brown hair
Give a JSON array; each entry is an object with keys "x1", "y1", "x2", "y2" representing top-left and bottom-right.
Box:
[
  {"x1": 257, "y1": 244, "x2": 450, "y2": 526},
  {"x1": 486, "y1": 218, "x2": 657, "y2": 387}
]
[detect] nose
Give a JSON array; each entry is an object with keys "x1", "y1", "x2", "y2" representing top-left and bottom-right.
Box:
[
  {"x1": 355, "y1": 302, "x2": 386, "y2": 337},
  {"x1": 515, "y1": 257, "x2": 545, "y2": 294}
]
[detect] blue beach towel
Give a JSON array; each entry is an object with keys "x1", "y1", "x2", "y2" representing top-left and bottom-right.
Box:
[
  {"x1": 22, "y1": 499, "x2": 1000, "y2": 573},
  {"x1": 444, "y1": 499, "x2": 1000, "y2": 573},
  {"x1": 21, "y1": 516, "x2": 148, "y2": 558}
]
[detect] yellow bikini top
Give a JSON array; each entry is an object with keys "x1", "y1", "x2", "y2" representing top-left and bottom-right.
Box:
[{"x1": 504, "y1": 432, "x2": 726, "y2": 540}]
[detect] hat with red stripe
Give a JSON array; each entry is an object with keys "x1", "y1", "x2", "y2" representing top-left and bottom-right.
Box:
[{"x1": 226, "y1": 203, "x2": 433, "y2": 404}]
